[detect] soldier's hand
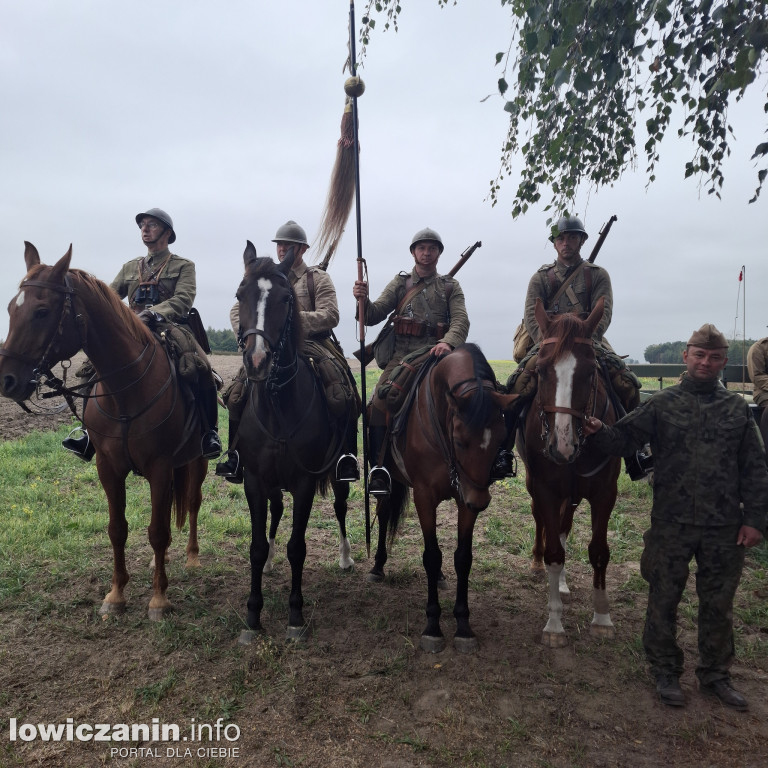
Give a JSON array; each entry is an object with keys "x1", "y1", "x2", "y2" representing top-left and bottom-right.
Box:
[
  {"x1": 430, "y1": 342, "x2": 452, "y2": 357},
  {"x1": 736, "y1": 525, "x2": 763, "y2": 548},
  {"x1": 583, "y1": 416, "x2": 603, "y2": 435}
]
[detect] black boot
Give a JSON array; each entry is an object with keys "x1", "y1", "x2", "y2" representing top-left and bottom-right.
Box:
[
  {"x1": 62, "y1": 428, "x2": 95, "y2": 462},
  {"x1": 490, "y1": 448, "x2": 517, "y2": 481},
  {"x1": 215, "y1": 416, "x2": 242, "y2": 482},
  {"x1": 336, "y1": 454, "x2": 360, "y2": 482},
  {"x1": 625, "y1": 445, "x2": 653, "y2": 481},
  {"x1": 198, "y1": 380, "x2": 222, "y2": 459},
  {"x1": 367, "y1": 423, "x2": 391, "y2": 496},
  {"x1": 201, "y1": 429, "x2": 222, "y2": 459}
]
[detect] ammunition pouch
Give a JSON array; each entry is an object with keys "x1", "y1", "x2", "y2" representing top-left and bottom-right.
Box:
[
  {"x1": 158, "y1": 322, "x2": 211, "y2": 384},
  {"x1": 305, "y1": 339, "x2": 360, "y2": 420},
  {"x1": 222, "y1": 366, "x2": 249, "y2": 419},
  {"x1": 378, "y1": 345, "x2": 432, "y2": 414},
  {"x1": 393, "y1": 316, "x2": 426, "y2": 337}
]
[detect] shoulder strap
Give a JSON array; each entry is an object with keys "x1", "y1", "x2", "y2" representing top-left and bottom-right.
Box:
[
  {"x1": 306, "y1": 267, "x2": 316, "y2": 311},
  {"x1": 547, "y1": 261, "x2": 587, "y2": 307}
]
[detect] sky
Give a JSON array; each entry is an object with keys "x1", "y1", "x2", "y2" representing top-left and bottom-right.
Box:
[{"x1": 1, "y1": 0, "x2": 766, "y2": 363}]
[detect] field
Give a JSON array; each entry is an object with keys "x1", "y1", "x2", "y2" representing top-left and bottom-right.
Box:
[{"x1": 1, "y1": 354, "x2": 767, "y2": 768}]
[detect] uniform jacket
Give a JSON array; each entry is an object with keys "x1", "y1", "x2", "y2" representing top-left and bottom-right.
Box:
[
  {"x1": 362, "y1": 268, "x2": 469, "y2": 360},
  {"x1": 592, "y1": 376, "x2": 768, "y2": 531},
  {"x1": 110, "y1": 249, "x2": 196, "y2": 323},
  {"x1": 747, "y1": 337, "x2": 768, "y2": 407},
  {"x1": 229, "y1": 261, "x2": 339, "y2": 339},
  {"x1": 524, "y1": 259, "x2": 612, "y2": 344}
]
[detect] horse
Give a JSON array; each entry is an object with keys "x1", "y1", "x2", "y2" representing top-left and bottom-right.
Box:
[
  {"x1": 234, "y1": 241, "x2": 355, "y2": 642},
  {"x1": 370, "y1": 343, "x2": 518, "y2": 653},
  {"x1": 516, "y1": 297, "x2": 621, "y2": 647},
  {"x1": 0, "y1": 243, "x2": 207, "y2": 620}
]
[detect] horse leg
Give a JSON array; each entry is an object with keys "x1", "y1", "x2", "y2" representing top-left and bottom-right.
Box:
[
  {"x1": 263, "y1": 490, "x2": 284, "y2": 574},
  {"x1": 184, "y1": 458, "x2": 206, "y2": 569},
  {"x1": 241, "y1": 471, "x2": 270, "y2": 641},
  {"x1": 414, "y1": 489, "x2": 445, "y2": 653},
  {"x1": 538, "y1": 492, "x2": 568, "y2": 647},
  {"x1": 368, "y1": 497, "x2": 390, "y2": 582},
  {"x1": 558, "y1": 532, "x2": 570, "y2": 596},
  {"x1": 542, "y1": 563, "x2": 568, "y2": 647},
  {"x1": 285, "y1": 480, "x2": 314, "y2": 641},
  {"x1": 146, "y1": 473, "x2": 174, "y2": 621},
  {"x1": 453, "y1": 503, "x2": 479, "y2": 654},
  {"x1": 588, "y1": 495, "x2": 616, "y2": 639},
  {"x1": 98, "y1": 471, "x2": 129, "y2": 616},
  {"x1": 331, "y1": 480, "x2": 354, "y2": 571}
]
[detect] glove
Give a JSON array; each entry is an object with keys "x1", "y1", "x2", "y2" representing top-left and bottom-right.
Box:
[{"x1": 137, "y1": 310, "x2": 165, "y2": 327}]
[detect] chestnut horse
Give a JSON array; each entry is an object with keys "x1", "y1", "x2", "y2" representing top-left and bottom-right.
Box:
[
  {"x1": 517, "y1": 297, "x2": 620, "y2": 647},
  {"x1": 0, "y1": 243, "x2": 207, "y2": 620},
  {"x1": 371, "y1": 343, "x2": 517, "y2": 653},
  {"x1": 234, "y1": 242, "x2": 355, "y2": 642}
]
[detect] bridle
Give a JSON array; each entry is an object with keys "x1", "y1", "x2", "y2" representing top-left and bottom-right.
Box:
[{"x1": 535, "y1": 335, "x2": 598, "y2": 454}]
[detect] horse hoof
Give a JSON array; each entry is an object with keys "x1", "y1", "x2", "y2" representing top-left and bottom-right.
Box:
[
  {"x1": 590, "y1": 623, "x2": 616, "y2": 640},
  {"x1": 185, "y1": 557, "x2": 201, "y2": 569},
  {"x1": 98, "y1": 601, "x2": 126, "y2": 617},
  {"x1": 148, "y1": 606, "x2": 171, "y2": 622},
  {"x1": 238, "y1": 629, "x2": 262, "y2": 646},
  {"x1": 420, "y1": 634, "x2": 446, "y2": 653},
  {"x1": 367, "y1": 570, "x2": 385, "y2": 583},
  {"x1": 286, "y1": 624, "x2": 311, "y2": 642},
  {"x1": 453, "y1": 635, "x2": 479, "y2": 654},
  {"x1": 541, "y1": 631, "x2": 568, "y2": 648},
  {"x1": 263, "y1": 562, "x2": 274, "y2": 575}
]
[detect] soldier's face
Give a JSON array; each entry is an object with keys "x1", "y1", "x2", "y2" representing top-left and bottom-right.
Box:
[
  {"x1": 553, "y1": 232, "x2": 584, "y2": 264},
  {"x1": 412, "y1": 242, "x2": 441, "y2": 275},
  {"x1": 683, "y1": 346, "x2": 727, "y2": 382}
]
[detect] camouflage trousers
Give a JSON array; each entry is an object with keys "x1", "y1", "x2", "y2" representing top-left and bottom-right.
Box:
[{"x1": 640, "y1": 519, "x2": 745, "y2": 685}]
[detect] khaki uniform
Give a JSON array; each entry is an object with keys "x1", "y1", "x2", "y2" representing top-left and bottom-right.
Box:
[
  {"x1": 110, "y1": 249, "x2": 196, "y2": 322},
  {"x1": 592, "y1": 375, "x2": 768, "y2": 684},
  {"x1": 747, "y1": 337, "x2": 768, "y2": 447},
  {"x1": 361, "y1": 268, "x2": 469, "y2": 408}
]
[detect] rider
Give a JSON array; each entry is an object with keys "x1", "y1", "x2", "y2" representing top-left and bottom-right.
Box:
[
  {"x1": 747, "y1": 335, "x2": 768, "y2": 447},
  {"x1": 62, "y1": 208, "x2": 222, "y2": 461},
  {"x1": 216, "y1": 220, "x2": 360, "y2": 483},
  {"x1": 499, "y1": 215, "x2": 643, "y2": 479},
  {"x1": 352, "y1": 227, "x2": 470, "y2": 495}
]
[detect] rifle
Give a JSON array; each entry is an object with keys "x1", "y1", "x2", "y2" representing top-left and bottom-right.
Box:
[
  {"x1": 354, "y1": 240, "x2": 482, "y2": 367},
  {"x1": 587, "y1": 215, "x2": 617, "y2": 263}
]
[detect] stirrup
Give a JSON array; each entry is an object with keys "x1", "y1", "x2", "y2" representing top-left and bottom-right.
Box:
[
  {"x1": 215, "y1": 450, "x2": 240, "y2": 478},
  {"x1": 335, "y1": 454, "x2": 360, "y2": 482},
  {"x1": 367, "y1": 466, "x2": 392, "y2": 496},
  {"x1": 62, "y1": 427, "x2": 95, "y2": 462},
  {"x1": 201, "y1": 430, "x2": 223, "y2": 460}
]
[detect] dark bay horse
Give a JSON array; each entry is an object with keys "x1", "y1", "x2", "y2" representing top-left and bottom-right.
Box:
[
  {"x1": 371, "y1": 344, "x2": 517, "y2": 653},
  {"x1": 0, "y1": 243, "x2": 207, "y2": 620},
  {"x1": 234, "y1": 242, "x2": 354, "y2": 642},
  {"x1": 517, "y1": 297, "x2": 620, "y2": 647}
]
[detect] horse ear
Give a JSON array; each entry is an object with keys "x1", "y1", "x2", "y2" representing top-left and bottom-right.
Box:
[
  {"x1": 534, "y1": 297, "x2": 549, "y2": 335},
  {"x1": 585, "y1": 296, "x2": 604, "y2": 338},
  {"x1": 49, "y1": 245, "x2": 73, "y2": 284},
  {"x1": 278, "y1": 245, "x2": 296, "y2": 275},
  {"x1": 23, "y1": 241, "x2": 41, "y2": 271},
  {"x1": 243, "y1": 240, "x2": 258, "y2": 268}
]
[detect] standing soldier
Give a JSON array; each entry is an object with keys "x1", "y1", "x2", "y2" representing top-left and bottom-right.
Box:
[
  {"x1": 747, "y1": 335, "x2": 768, "y2": 447},
  {"x1": 352, "y1": 227, "x2": 470, "y2": 495},
  {"x1": 584, "y1": 324, "x2": 768, "y2": 710}
]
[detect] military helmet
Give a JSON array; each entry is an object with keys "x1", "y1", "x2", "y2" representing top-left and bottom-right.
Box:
[
  {"x1": 135, "y1": 208, "x2": 176, "y2": 243},
  {"x1": 410, "y1": 227, "x2": 444, "y2": 255},
  {"x1": 549, "y1": 215, "x2": 588, "y2": 243},
  {"x1": 272, "y1": 220, "x2": 308, "y2": 247}
]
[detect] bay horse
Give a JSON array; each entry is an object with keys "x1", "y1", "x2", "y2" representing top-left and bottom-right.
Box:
[
  {"x1": 517, "y1": 297, "x2": 621, "y2": 647},
  {"x1": 371, "y1": 343, "x2": 518, "y2": 653},
  {"x1": 234, "y1": 241, "x2": 354, "y2": 642},
  {"x1": 0, "y1": 243, "x2": 207, "y2": 620}
]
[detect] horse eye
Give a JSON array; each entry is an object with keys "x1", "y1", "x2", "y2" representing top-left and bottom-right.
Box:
[{"x1": 34, "y1": 306, "x2": 49, "y2": 319}]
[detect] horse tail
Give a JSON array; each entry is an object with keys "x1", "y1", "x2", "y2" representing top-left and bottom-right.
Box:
[
  {"x1": 382, "y1": 480, "x2": 409, "y2": 549},
  {"x1": 172, "y1": 466, "x2": 190, "y2": 531}
]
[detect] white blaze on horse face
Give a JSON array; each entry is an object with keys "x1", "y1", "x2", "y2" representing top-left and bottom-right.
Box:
[
  {"x1": 553, "y1": 353, "x2": 577, "y2": 460},
  {"x1": 247, "y1": 277, "x2": 272, "y2": 369},
  {"x1": 15, "y1": 291, "x2": 25, "y2": 308},
  {"x1": 480, "y1": 427, "x2": 492, "y2": 451}
]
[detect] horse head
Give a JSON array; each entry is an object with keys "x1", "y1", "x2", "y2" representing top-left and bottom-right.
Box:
[
  {"x1": 435, "y1": 344, "x2": 518, "y2": 512},
  {"x1": 238, "y1": 241, "x2": 302, "y2": 384},
  {"x1": 533, "y1": 296, "x2": 604, "y2": 464},
  {"x1": 0, "y1": 243, "x2": 80, "y2": 402}
]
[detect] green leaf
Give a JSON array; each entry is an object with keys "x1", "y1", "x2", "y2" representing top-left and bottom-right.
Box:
[
  {"x1": 525, "y1": 32, "x2": 538, "y2": 52},
  {"x1": 553, "y1": 67, "x2": 571, "y2": 89},
  {"x1": 495, "y1": 51, "x2": 505, "y2": 65},
  {"x1": 574, "y1": 71, "x2": 592, "y2": 93},
  {"x1": 549, "y1": 44, "x2": 570, "y2": 70},
  {"x1": 498, "y1": 77, "x2": 509, "y2": 96}
]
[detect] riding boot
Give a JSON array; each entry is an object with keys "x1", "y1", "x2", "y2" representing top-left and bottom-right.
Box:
[
  {"x1": 215, "y1": 417, "x2": 242, "y2": 483},
  {"x1": 199, "y1": 381, "x2": 222, "y2": 460},
  {"x1": 335, "y1": 417, "x2": 360, "y2": 482},
  {"x1": 62, "y1": 427, "x2": 96, "y2": 462},
  {"x1": 367, "y1": 424, "x2": 391, "y2": 496}
]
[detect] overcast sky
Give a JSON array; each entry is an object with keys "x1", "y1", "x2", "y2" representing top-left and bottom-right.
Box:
[{"x1": 2, "y1": 1, "x2": 765, "y2": 363}]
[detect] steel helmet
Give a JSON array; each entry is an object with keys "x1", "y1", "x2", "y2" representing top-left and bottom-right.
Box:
[
  {"x1": 410, "y1": 227, "x2": 444, "y2": 254},
  {"x1": 272, "y1": 220, "x2": 309, "y2": 247},
  {"x1": 135, "y1": 208, "x2": 176, "y2": 243},
  {"x1": 549, "y1": 215, "x2": 588, "y2": 242}
]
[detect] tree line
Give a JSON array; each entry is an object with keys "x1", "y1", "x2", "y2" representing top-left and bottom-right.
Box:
[{"x1": 644, "y1": 340, "x2": 758, "y2": 364}]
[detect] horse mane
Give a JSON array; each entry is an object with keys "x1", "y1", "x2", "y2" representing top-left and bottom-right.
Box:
[
  {"x1": 539, "y1": 312, "x2": 591, "y2": 363},
  {"x1": 46, "y1": 266, "x2": 153, "y2": 345},
  {"x1": 454, "y1": 342, "x2": 497, "y2": 431},
  {"x1": 243, "y1": 257, "x2": 305, "y2": 349}
]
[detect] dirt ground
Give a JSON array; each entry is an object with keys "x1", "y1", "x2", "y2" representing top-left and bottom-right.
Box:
[{"x1": 2, "y1": 355, "x2": 768, "y2": 768}]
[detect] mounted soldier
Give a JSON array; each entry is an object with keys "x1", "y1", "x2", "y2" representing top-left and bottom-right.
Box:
[
  {"x1": 352, "y1": 227, "x2": 470, "y2": 496},
  {"x1": 499, "y1": 215, "x2": 644, "y2": 480},
  {"x1": 62, "y1": 207, "x2": 222, "y2": 462},
  {"x1": 217, "y1": 220, "x2": 361, "y2": 483}
]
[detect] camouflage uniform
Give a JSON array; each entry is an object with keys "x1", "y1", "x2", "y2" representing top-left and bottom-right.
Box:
[
  {"x1": 747, "y1": 337, "x2": 768, "y2": 446},
  {"x1": 361, "y1": 267, "x2": 469, "y2": 409},
  {"x1": 591, "y1": 375, "x2": 768, "y2": 685},
  {"x1": 110, "y1": 250, "x2": 196, "y2": 321}
]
